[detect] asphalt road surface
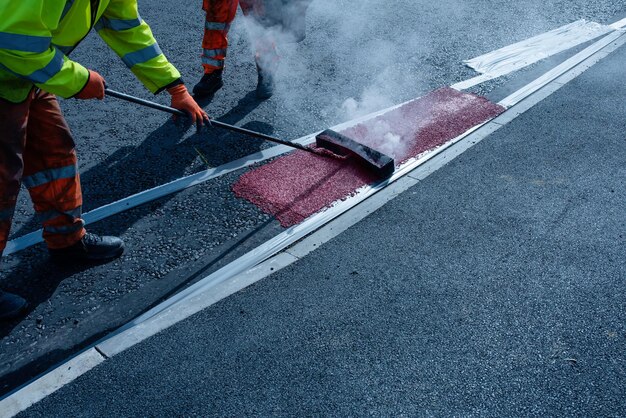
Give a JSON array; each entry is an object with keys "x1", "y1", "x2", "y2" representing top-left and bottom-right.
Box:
[
  {"x1": 1, "y1": 0, "x2": 625, "y2": 405},
  {"x1": 20, "y1": 22, "x2": 626, "y2": 417}
]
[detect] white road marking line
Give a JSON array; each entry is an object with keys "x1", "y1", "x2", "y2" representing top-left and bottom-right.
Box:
[
  {"x1": 0, "y1": 348, "x2": 105, "y2": 418},
  {"x1": 451, "y1": 73, "x2": 495, "y2": 91},
  {"x1": 499, "y1": 30, "x2": 625, "y2": 107},
  {"x1": 453, "y1": 17, "x2": 625, "y2": 91},
  {"x1": 609, "y1": 17, "x2": 626, "y2": 29},
  {"x1": 465, "y1": 20, "x2": 611, "y2": 78},
  {"x1": 4, "y1": 21, "x2": 625, "y2": 418}
]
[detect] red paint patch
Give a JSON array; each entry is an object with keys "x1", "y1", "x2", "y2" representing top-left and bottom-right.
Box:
[{"x1": 233, "y1": 87, "x2": 504, "y2": 227}]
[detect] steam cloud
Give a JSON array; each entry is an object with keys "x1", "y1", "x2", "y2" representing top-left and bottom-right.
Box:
[
  {"x1": 229, "y1": 0, "x2": 624, "y2": 158},
  {"x1": 236, "y1": 0, "x2": 432, "y2": 156}
]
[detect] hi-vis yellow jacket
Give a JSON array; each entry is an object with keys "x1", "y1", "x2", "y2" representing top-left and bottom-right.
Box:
[{"x1": 0, "y1": 0, "x2": 181, "y2": 103}]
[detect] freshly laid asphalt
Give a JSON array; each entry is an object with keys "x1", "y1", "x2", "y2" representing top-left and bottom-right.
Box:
[{"x1": 19, "y1": 23, "x2": 626, "y2": 417}]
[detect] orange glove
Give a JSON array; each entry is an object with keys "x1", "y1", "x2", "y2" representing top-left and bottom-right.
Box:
[
  {"x1": 167, "y1": 84, "x2": 209, "y2": 129},
  {"x1": 76, "y1": 70, "x2": 106, "y2": 100}
]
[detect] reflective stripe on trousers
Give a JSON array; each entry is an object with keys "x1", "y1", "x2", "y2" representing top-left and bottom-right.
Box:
[
  {"x1": 202, "y1": 48, "x2": 228, "y2": 68},
  {"x1": 201, "y1": 0, "x2": 239, "y2": 73},
  {"x1": 201, "y1": 0, "x2": 278, "y2": 73},
  {"x1": 0, "y1": 89, "x2": 85, "y2": 252}
]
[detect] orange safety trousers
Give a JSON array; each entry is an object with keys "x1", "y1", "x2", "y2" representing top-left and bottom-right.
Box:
[
  {"x1": 0, "y1": 90, "x2": 86, "y2": 254},
  {"x1": 201, "y1": 0, "x2": 278, "y2": 74}
]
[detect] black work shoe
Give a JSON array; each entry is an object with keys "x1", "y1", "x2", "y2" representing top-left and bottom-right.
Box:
[
  {"x1": 255, "y1": 64, "x2": 275, "y2": 99},
  {"x1": 192, "y1": 70, "x2": 224, "y2": 98},
  {"x1": 0, "y1": 290, "x2": 28, "y2": 320},
  {"x1": 49, "y1": 232, "x2": 124, "y2": 263}
]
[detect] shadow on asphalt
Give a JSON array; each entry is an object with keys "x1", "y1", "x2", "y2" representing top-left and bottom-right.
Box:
[
  {"x1": 0, "y1": 259, "x2": 97, "y2": 338},
  {"x1": 10, "y1": 90, "x2": 268, "y2": 241},
  {"x1": 0, "y1": 257, "x2": 108, "y2": 397},
  {"x1": 0, "y1": 91, "x2": 277, "y2": 397},
  {"x1": 195, "y1": 91, "x2": 270, "y2": 167}
]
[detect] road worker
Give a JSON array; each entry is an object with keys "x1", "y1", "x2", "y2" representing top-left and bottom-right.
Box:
[
  {"x1": 193, "y1": 0, "x2": 310, "y2": 100},
  {"x1": 0, "y1": 0, "x2": 209, "y2": 319}
]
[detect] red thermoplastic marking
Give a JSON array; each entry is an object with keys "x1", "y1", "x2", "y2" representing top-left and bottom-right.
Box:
[{"x1": 232, "y1": 88, "x2": 504, "y2": 227}]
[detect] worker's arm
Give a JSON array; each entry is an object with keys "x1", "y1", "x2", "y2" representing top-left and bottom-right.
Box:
[
  {"x1": 0, "y1": 0, "x2": 89, "y2": 98},
  {"x1": 98, "y1": 0, "x2": 208, "y2": 126},
  {"x1": 96, "y1": 0, "x2": 182, "y2": 93}
]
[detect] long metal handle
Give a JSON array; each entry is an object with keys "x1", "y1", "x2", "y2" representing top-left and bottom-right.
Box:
[
  {"x1": 105, "y1": 88, "x2": 186, "y2": 117},
  {"x1": 104, "y1": 88, "x2": 317, "y2": 154}
]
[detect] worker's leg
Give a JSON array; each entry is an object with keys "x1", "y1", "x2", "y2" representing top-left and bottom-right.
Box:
[
  {"x1": 282, "y1": 0, "x2": 310, "y2": 43},
  {"x1": 194, "y1": 0, "x2": 239, "y2": 97},
  {"x1": 240, "y1": 0, "x2": 279, "y2": 98},
  {"x1": 201, "y1": 0, "x2": 239, "y2": 73},
  {"x1": 23, "y1": 90, "x2": 123, "y2": 261},
  {"x1": 238, "y1": 0, "x2": 261, "y2": 17},
  {"x1": 0, "y1": 91, "x2": 121, "y2": 321},
  {"x1": 0, "y1": 93, "x2": 33, "y2": 319},
  {"x1": 23, "y1": 90, "x2": 86, "y2": 250},
  {"x1": 0, "y1": 93, "x2": 32, "y2": 254}
]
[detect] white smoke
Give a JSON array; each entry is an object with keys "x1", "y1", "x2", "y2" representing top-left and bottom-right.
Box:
[
  {"x1": 338, "y1": 68, "x2": 400, "y2": 121},
  {"x1": 230, "y1": 0, "x2": 624, "y2": 135},
  {"x1": 234, "y1": 0, "x2": 434, "y2": 130}
]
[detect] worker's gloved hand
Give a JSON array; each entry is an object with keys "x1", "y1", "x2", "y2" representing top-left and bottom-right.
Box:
[
  {"x1": 167, "y1": 84, "x2": 210, "y2": 130},
  {"x1": 75, "y1": 70, "x2": 106, "y2": 100}
]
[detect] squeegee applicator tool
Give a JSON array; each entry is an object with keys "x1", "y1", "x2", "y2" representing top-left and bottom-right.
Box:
[{"x1": 316, "y1": 129, "x2": 395, "y2": 178}]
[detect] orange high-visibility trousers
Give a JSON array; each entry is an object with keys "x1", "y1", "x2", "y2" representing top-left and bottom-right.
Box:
[
  {"x1": 201, "y1": 0, "x2": 278, "y2": 74},
  {"x1": 0, "y1": 90, "x2": 86, "y2": 254}
]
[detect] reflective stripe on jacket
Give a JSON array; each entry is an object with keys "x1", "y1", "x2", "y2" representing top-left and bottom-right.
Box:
[{"x1": 0, "y1": 0, "x2": 180, "y2": 103}]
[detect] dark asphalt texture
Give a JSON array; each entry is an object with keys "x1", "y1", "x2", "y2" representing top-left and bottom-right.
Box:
[
  {"x1": 2, "y1": 0, "x2": 625, "y2": 398},
  {"x1": 21, "y1": 24, "x2": 626, "y2": 417}
]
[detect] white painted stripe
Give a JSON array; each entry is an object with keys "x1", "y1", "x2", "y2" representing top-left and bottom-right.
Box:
[
  {"x1": 0, "y1": 349, "x2": 105, "y2": 418},
  {"x1": 464, "y1": 20, "x2": 611, "y2": 78},
  {"x1": 609, "y1": 17, "x2": 626, "y2": 30},
  {"x1": 456, "y1": 28, "x2": 625, "y2": 99},
  {"x1": 450, "y1": 73, "x2": 493, "y2": 91},
  {"x1": 499, "y1": 30, "x2": 625, "y2": 107},
  {"x1": 452, "y1": 18, "x2": 624, "y2": 91},
  {"x1": 2, "y1": 100, "x2": 412, "y2": 257}
]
